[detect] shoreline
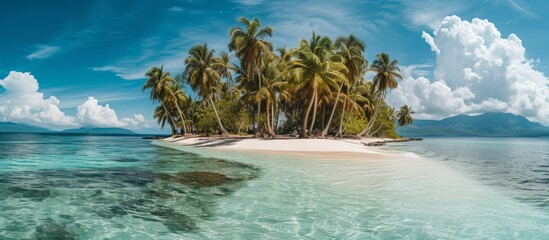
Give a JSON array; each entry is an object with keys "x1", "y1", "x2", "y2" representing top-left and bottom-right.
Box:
[{"x1": 158, "y1": 136, "x2": 419, "y2": 160}]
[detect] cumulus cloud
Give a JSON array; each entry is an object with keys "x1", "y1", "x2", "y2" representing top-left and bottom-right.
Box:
[
  {"x1": 0, "y1": 71, "x2": 77, "y2": 129},
  {"x1": 387, "y1": 16, "x2": 549, "y2": 125},
  {"x1": 0, "y1": 71, "x2": 149, "y2": 130},
  {"x1": 400, "y1": 64, "x2": 433, "y2": 79},
  {"x1": 76, "y1": 97, "x2": 147, "y2": 128},
  {"x1": 26, "y1": 45, "x2": 60, "y2": 60}
]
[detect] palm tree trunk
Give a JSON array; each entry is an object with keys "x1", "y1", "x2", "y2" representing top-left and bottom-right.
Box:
[
  {"x1": 168, "y1": 121, "x2": 177, "y2": 135},
  {"x1": 359, "y1": 99, "x2": 382, "y2": 137},
  {"x1": 256, "y1": 101, "x2": 261, "y2": 133},
  {"x1": 255, "y1": 67, "x2": 262, "y2": 137},
  {"x1": 301, "y1": 89, "x2": 316, "y2": 138},
  {"x1": 237, "y1": 119, "x2": 244, "y2": 135},
  {"x1": 167, "y1": 91, "x2": 187, "y2": 136},
  {"x1": 275, "y1": 103, "x2": 281, "y2": 130},
  {"x1": 161, "y1": 103, "x2": 177, "y2": 136},
  {"x1": 208, "y1": 96, "x2": 228, "y2": 137},
  {"x1": 308, "y1": 90, "x2": 318, "y2": 138},
  {"x1": 343, "y1": 101, "x2": 356, "y2": 131},
  {"x1": 265, "y1": 103, "x2": 269, "y2": 132},
  {"x1": 250, "y1": 106, "x2": 255, "y2": 132},
  {"x1": 322, "y1": 84, "x2": 343, "y2": 137},
  {"x1": 271, "y1": 103, "x2": 276, "y2": 132},
  {"x1": 336, "y1": 98, "x2": 347, "y2": 138},
  {"x1": 227, "y1": 73, "x2": 234, "y2": 90},
  {"x1": 165, "y1": 114, "x2": 177, "y2": 135},
  {"x1": 370, "y1": 123, "x2": 384, "y2": 137},
  {"x1": 363, "y1": 93, "x2": 387, "y2": 136},
  {"x1": 321, "y1": 105, "x2": 325, "y2": 133},
  {"x1": 265, "y1": 102, "x2": 276, "y2": 137},
  {"x1": 173, "y1": 103, "x2": 187, "y2": 135}
]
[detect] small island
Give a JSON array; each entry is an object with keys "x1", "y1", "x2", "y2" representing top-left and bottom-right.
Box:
[
  {"x1": 143, "y1": 17, "x2": 415, "y2": 155},
  {"x1": 2, "y1": 1, "x2": 549, "y2": 238}
]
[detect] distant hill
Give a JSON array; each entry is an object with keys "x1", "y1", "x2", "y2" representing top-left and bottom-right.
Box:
[
  {"x1": 134, "y1": 128, "x2": 172, "y2": 135},
  {"x1": 397, "y1": 112, "x2": 549, "y2": 137},
  {"x1": 0, "y1": 122, "x2": 51, "y2": 133},
  {"x1": 60, "y1": 127, "x2": 136, "y2": 135},
  {"x1": 0, "y1": 123, "x2": 138, "y2": 135}
]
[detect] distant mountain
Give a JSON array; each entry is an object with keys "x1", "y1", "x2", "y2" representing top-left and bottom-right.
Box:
[
  {"x1": 397, "y1": 112, "x2": 549, "y2": 137},
  {"x1": 134, "y1": 127, "x2": 172, "y2": 135},
  {"x1": 60, "y1": 127, "x2": 136, "y2": 135},
  {"x1": 0, "y1": 122, "x2": 51, "y2": 133},
  {"x1": 0, "y1": 123, "x2": 138, "y2": 135}
]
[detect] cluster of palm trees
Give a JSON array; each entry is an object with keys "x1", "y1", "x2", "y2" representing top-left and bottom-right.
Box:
[{"x1": 143, "y1": 17, "x2": 414, "y2": 138}]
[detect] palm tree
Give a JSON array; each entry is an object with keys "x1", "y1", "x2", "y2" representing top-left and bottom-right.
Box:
[
  {"x1": 287, "y1": 32, "x2": 348, "y2": 138},
  {"x1": 260, "y1": 55, "x2": 288, "y2": 136},
  {"x1": 396, "y1": 105, "x2": 414, "y2": 127},
  {"x1": 143, "y1": 66, "x2": 187, "y2": 135},
  {"x1": 322, "y1": 35, "x2": 366, "y2": 137},
  {"x1": 164, "y1": 82, "x2": 188, "y2": 134},
  {"x1": 359, "y1": 53, "x2": 402, "y2": 137},
  {"x1": 240, "y1": 54, "x2": 288, "y2": 137},
  {"x1": 273, "y1": 48, "x2": 293, "y2": 131},
  {"x1": 336, "y1": 79, "x2": 371, "y2": 136},
  {"x1": 153, "y1": 105, "x2": 177, "y2": 135},
  {"x1": 184, "y1": 43, "x2": 229, "y2": 136},
  {"x1": 388, "y1": 107, "x2": 396, "y2": 126},
  {"x1": 371, "y1": 53, "x2": 401, "y2": 99},
  {"x1": 229, "y1": 17, "x2": 273, "y2": 136},
  {"x1": 181, "y1": 95, "x2": 199, "y2": 134},
  {"x1": 216, "y1": 51, "x2": 237, "y2": 93}
]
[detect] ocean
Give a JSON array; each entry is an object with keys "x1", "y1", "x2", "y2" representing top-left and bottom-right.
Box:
[{"x1": 0, "y1": 133, "x2": 547, "y2": 239}]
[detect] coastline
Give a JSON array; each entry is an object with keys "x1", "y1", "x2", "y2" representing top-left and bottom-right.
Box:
[{"x1": 158, "y1": 136, "x2": 419, "y2": 160}]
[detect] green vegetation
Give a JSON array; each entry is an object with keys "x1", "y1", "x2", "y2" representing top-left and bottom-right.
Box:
[{"x1": 142, "y1": 17, "x2": 414, "y2": 138}]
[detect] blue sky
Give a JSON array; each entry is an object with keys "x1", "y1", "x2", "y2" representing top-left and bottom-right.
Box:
[{"x1": 1, "y1": 0, "x2": 548, "y2": 132}]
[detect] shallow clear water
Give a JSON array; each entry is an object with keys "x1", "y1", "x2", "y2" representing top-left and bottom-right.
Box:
[
  {"x1": 383, "y1": 137, "x2": 549, "y2": 210},
  {"x1": 0, "y1": 134, "x2": 548, "y2": 239},
  {"x1": 0, "y1": 133, "x2": 259, "y2": 239}
]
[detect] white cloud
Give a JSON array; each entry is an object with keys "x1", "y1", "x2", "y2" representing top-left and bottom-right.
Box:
[
  {"x1": 401, "y1": 64, "x2": 433, "y2": 79},
  {"x1": 167, "y1": 6, "x2": 183, "y2": 12},
  {"x1": 387, "y1": 16, "x2": 549, "y2": 125},
  {"x1": 396, "y1": 0, "x2": 465, "y2": 30},
  {"x1": 91, "y1": 66, "x2": 145, "y2": 80},
  {"x1": 26, "y1": 45, "x2": 60, "y2": 60},
  {"x1": 388, "y1": 77, "x2": 475, "y2": 119},
  {"x1": 421, "y1": 31, "x2": 439, "y2": 54},
  {"x1": 0, "y1": 71, "x2": 150, "y2": 130},
  {"x1": 0, "y1": 71, "x2": 76, "y2": 129},
  {"x1": 235, "y1": 0, "x2": 263, "y2": 5},
  {"x1": 76, "y1": 97, "x2": 148, "y2": 128},
  {"x1": 507, "y1": 0, "x2": 538, "y2": 18}
]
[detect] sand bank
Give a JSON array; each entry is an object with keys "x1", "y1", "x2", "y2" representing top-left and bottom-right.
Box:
[{"x1": 159, "y1": 137, "x2": 418, "y2": 159}]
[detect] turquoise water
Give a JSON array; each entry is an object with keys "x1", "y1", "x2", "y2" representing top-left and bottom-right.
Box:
[
  {"x1": 383, "y1": 137, "x2": 549, "y2": 210},
  {"x1": 0, "y1": 134, "x2": 548, "y2": 239}
]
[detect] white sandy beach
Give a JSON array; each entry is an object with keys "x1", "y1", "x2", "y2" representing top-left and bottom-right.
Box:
[{"x1": 160, "y1": 137, "x2": 418, "y2": 159}]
